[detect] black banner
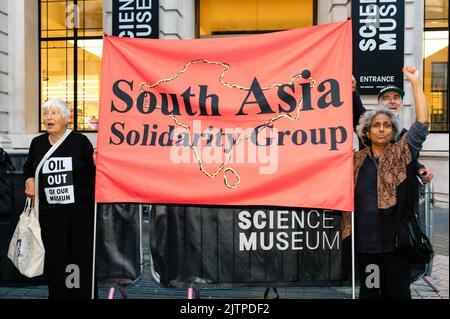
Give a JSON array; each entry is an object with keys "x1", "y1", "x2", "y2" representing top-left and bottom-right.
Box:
[
  {"x1": 96, "y1": 204, "x2": 142, "y2": 286},
  {"x1": 112, "y1": 0, "x2": 159, "y2": 38},
  {"x1": 150, "y1": 205, "x2": 352, "y2": 288},
  {"x1": 352, "y1": 0, "x2": 405, "y2": 94}
]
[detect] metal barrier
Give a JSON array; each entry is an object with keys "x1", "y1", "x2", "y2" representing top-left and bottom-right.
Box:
[
  {"x1": 3, "y1": 152, "x2": 439, "y2": 298},
  {"x1": 105, "y1": 204, "x2": 144, "y2": 299},
  {"x1": 419, "y1": 182, "x2": 439, "y2": 293},
  {"x1": 421, "y1": 182, "x2": 434, "y2": 275},
  {"x1": 146, "y1": 204, "x2": 198, "y2": 299},
  {"x1": 143, "y1": 182, "x2": 438, "y2": 299},
  {"x1": 146, "y1": 204, "x2": 160, "y2": 284}
]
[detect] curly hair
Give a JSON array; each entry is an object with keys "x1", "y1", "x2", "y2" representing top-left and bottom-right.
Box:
[{"x1": 356, "y1": 108, "x2": 400, "y2": 147}]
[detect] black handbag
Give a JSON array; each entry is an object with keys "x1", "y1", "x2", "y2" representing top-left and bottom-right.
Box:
[{"x1": 396, "y1": 209, "x2": 434, "y2": 264}]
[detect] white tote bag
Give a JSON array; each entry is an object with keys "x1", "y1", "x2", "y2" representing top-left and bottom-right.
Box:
[
  {"x1": 7, "y1": 129, "x2": 71, "y2": 278},
  {"x1": 7, "y1": 198, "x2": 45, "y2": 278}
]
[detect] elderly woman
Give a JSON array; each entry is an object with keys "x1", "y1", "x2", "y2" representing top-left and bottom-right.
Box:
[
  {"x1": 23, "y1": 99, "x2": 96, "y2": 299},
  {"x1": 354, "y1": 66, "x2": 428, "y2": 299}
]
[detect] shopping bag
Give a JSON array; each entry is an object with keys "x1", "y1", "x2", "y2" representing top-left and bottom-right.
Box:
[{"x1": 7, "y1": 198, "x2": 45, "y2": 278}]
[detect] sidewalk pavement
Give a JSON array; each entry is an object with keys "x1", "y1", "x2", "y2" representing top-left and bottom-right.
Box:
[
  {"x1": 0, "y1": 208, "x2": 448, "y2": 299},
  {"x1": 0, "y1": 255, "x2": 447, "y2": 299},
  {"x1": 104, "y1": 255, "x2": 449, "y2": 299}
]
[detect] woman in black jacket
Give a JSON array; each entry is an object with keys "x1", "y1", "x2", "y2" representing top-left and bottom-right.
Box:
[{"x1": 23, "y1": 99, "x2": 97, "y2": 299}]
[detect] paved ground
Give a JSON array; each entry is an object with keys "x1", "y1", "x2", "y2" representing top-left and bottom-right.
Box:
[
  {"x1": 0, "y1": 208, "x2": 448, "y2": 299},
  {"x1": 432, "y1": 207, "x2": 448, "y2": 257}
]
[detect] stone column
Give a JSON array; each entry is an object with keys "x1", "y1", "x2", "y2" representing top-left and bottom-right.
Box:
[{"x1": 6, "y1": 0, "x2": 39, "y2": 151}]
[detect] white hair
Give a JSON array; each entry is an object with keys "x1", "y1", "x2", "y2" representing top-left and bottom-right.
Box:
[
  {"x1": 356, "y1": 108, "x2": 401, "y2": 147},
  {"x1": 43, "y1": 99, "x2": 71, "y2": 121}
]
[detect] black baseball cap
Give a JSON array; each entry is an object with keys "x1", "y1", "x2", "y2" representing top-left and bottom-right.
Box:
[{"x1": 378, "y1": 85, "x2": 405, "y2": 100}]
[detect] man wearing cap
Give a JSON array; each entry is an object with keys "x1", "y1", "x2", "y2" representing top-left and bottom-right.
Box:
[
  {"x1": 353, "y1": 67, "x2": 434, "y2": 183},
  {"x1": 377, "y1": 85, "x2": 405, "y2": 114}
]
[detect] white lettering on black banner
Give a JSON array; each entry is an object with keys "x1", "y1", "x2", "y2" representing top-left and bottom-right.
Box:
[
  {"x1": 352, "y1": 0, "x2": 404, "y2": 94},
  {"x1": 237, "y1": 209, "x2": 340, "y2": 251},
  {"x1": 112, "y1": 0, "x2": 159, "y2": 38}
]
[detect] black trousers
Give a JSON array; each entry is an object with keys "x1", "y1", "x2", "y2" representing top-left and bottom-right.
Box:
[
  {"x1": 357, "y1": 251, "x2": 411, "y2": 299},
  {"x1": 40, "y1": 202, "x2": 98, "y2": 299}
]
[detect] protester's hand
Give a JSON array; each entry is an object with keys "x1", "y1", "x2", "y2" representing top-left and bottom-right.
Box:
[
  {"x1": 403, "y1": 66, "x2": 420, "y2": 84},
  {"x1": 352, "y1": 75, "x2": 356, "y2": 92},
  {"x1": 25, "y1": 178, "x2": 35, "y2": 199},
  {"x1": 419, "y1": 168, "x2": 433, "y2": 184},
  {"x1": 93, "y1": 149, "x2": 97, "y2": 166}
]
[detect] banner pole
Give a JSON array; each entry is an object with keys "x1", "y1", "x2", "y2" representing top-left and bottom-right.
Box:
[
  {"x1": 351, "y1": 211, "x2": 355, "y2": 299},
  {"x1": 139, "y1": 204, "x2": 143, "y2": 276},
  {"x1": 91, "y1": 202, "x2": 98, "y2": 299},
  {"x1": 187, "y1": 288, "x2": 194, "y2": 299}
]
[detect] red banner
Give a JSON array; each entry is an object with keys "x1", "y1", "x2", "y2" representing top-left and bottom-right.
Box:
[{"x1": 95, "y1": 20, "x2": 354, "y2": 211}]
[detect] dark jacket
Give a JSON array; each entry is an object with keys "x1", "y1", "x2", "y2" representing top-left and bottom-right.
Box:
[{"x1": 354, "y1": 123, "x2": 428, "y2": 252}]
